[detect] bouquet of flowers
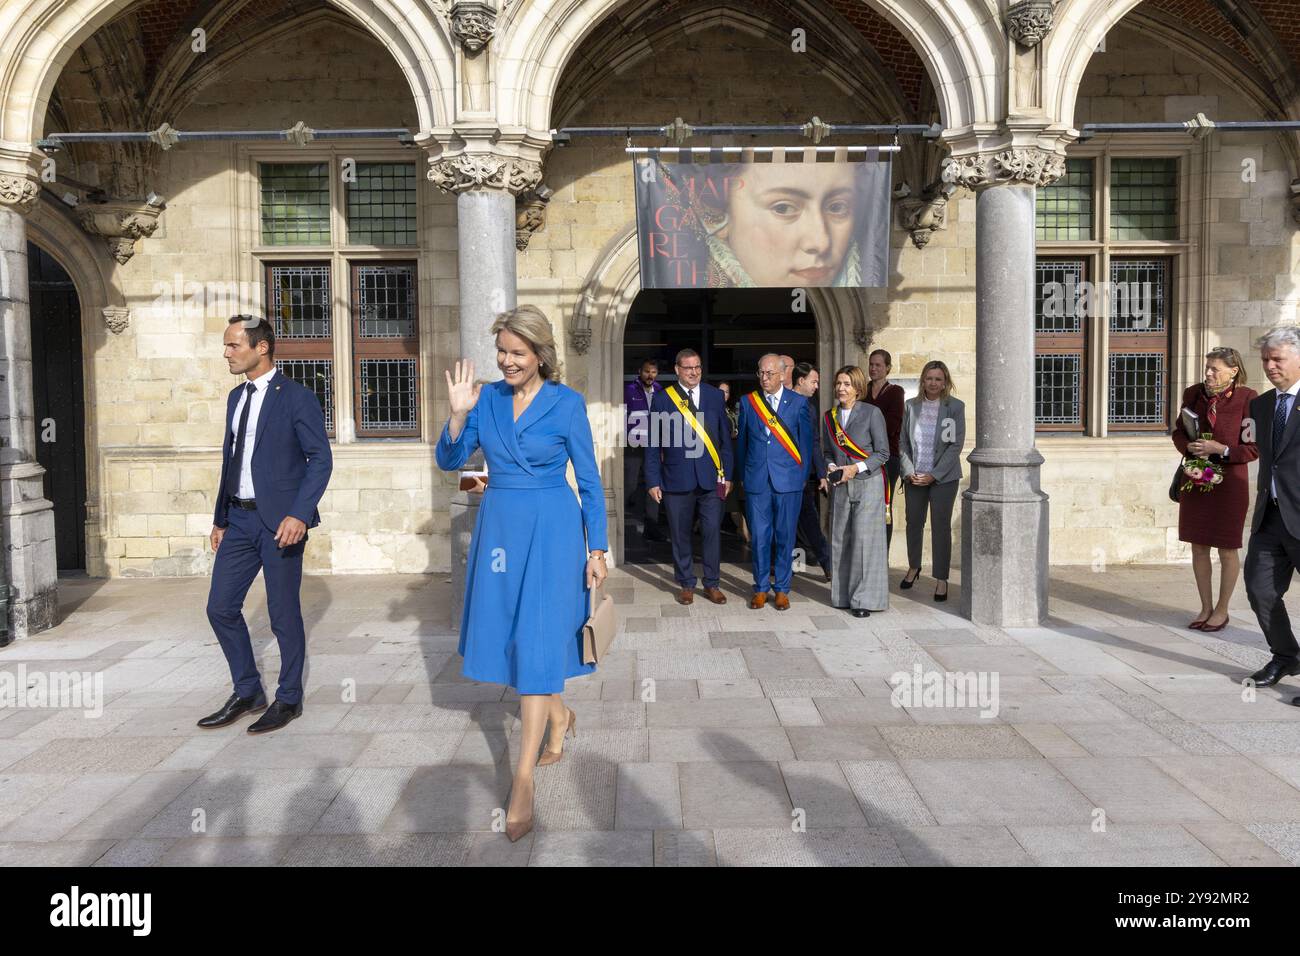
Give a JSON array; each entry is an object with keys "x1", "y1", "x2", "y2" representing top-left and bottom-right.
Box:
[{"x1": 1180, "y1": 432, "x2": 1224, "y2": 494}]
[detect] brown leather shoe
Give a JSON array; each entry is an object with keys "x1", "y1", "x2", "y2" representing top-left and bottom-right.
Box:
[
  {"x1": 676, "y1": 587, "x2": 694, "y2": 605},
  {"x1": 748, "y1": 592, "x2": 767, "y2": 609},
  {"x1": 703, "y1": 587, "x2": 727, "y2": 605},
  {"x1": 774, "y1": 591, "x2": 791, "y2": 611}
]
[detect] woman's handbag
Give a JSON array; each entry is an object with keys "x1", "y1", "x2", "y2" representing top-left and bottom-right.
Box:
[
  {"x1": 582, "y1": 581, "x2": 617, "y2": 665},
  {"x1": 1169, "y1": 461, "x2": 1185, "y2": 502}
]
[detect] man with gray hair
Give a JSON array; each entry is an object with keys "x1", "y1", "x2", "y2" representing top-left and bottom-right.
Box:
[{"x1": 1244, "y1": 325, "x2": 1300, "y2": 700}]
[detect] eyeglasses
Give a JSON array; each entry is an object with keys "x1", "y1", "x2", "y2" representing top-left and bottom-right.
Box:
[
  {"x1": 677, "y1": 365, "x2": 701, "y2": 372},
  {"x1": 757, "y1": 370, "x2": 781, "y2": 378}
]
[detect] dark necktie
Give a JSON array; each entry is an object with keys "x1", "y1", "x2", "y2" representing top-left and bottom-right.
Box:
[
  {"x1": 1274, "y1": 392, "x2": 1291, "y2": 460},
  {"x1": 226, "y1": 382, "x2": 257, "y2": 498},
  {"x1": 687, "y1": 387, "x2": 698, "y2": 414}
]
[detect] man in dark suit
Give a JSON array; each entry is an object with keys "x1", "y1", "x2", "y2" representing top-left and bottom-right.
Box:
[
  {"x1": 199, "y1": 315, "x2": 332, "y2": 733},
  {"x1": 792, "y1": 362, "x2": 831, "y2": 582},
  {"x1": 735, "y1": 354, "x2": 817, "y2": 611},
  {"x1": 645, "y1": 349, "x2": 734, "y2": 605},
  {"x1": 624, "y1": 358, "x2": 665, "y2": 542},
  {"x1": 1245, "y1": 326, "x2": 1300, "y2": 697}
]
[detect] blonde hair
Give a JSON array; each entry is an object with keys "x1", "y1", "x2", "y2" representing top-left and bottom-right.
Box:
[
  {"x1": 920, "y1": 360, "x2": 954, "y2": 399},
  {"x1": 490, "y1": 305, "x2": 562, "y2": 382},
  {"x1": 834, "y1": 365, "x2": 868, "y2": 401}
]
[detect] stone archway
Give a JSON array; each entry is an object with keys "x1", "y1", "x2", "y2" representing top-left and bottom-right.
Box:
[{"x1": 570, "y1": 222, "x2": 865, "y2": 565}]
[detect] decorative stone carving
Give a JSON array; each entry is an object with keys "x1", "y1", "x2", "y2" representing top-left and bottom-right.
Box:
[
  {"x1": 451, "y1": 2, "x2": 495, "y2": 53},
  {"x1": 1006, "y1": 0, "x2": 1055, "y2": 49},
  {"x1": 0, "y1": 174, "x2": 40, "y2": 215},
  {"x1": 428, "y1": 153, "x2": 543, "y2": 195},
  {"x1": 896, "y1": 181, "x2": 957, "y2": 249},
  {"x1": 102, "y1": 307, "x2": 130, "y2": 335},
  {"x1": 570, "y1": 327, "x2": 592, "y2": 356},
  {"x1": 941, "y1": 147, "x2": 1065, "y2": 190},
  {"x1": 77, "y1": 197, "x2": 166, "y2": 264},
  {"x1": 515, "y1": 186, "x2": 552, "y2": 250}
]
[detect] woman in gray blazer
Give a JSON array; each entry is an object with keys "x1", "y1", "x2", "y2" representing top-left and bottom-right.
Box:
[
  {"x1": 898, "y1": 360, "x2": 965, "y2": 601},
  {"x1": 818, "y1": 365, "x2": 890, "y2": 617}
]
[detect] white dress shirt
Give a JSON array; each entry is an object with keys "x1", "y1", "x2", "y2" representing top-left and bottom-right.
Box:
[
  {"x1": 829, "y1": 403, "x2": 869, "y2": 475},
  {"x1": 231, "y1": 368, "x2": 277, "y2": 498},
  {"x1": 763, "y1": 386, "x2": 783, "y2": 435}
]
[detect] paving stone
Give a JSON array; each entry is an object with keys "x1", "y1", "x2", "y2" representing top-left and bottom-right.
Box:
[
  {"x1": 8, "y1": 736, "x2": 182, "y2": 774},
  {"x1": 712, "y1": 827, "x2": 906, "y2": 866},
  {"x1": 892, "y1": 825, "x2": 1034, "y2": 866},
  {"x1": 813, "y1": 697, "x2": 915, "y2": 725},
  {"x1": 1050, "y1": 757, "x2": 1223, "y2": 823},
  {"x1": 708, "y1": 630, "x2": 782, "y2": 649},
  {"x1": 92, "y1": 838, "x2": 175, "y2": 867},
  {"x1": 649, "y1": 728, "x2": 795, "y2": 762},
  {"x1": 696, "y1": 679, "x2": 765, "y2": 699},
  {"x1": 1196, "y1": 721, "x2": 1300, "y2": 755},
  {"x1": 653, "y1": 829, "x2": 716, "y2": 866},
  {"x1": 781, "y1": 761, "x2": 868, "y2": 828},
  {"x1": 282, "y1": 832, "x2": 475, "y2": 866},
  {"x1": 383, "y1": 765, "x2": 511, "y2": 833},
  {"x1": 839, "y1": 760, "x2": 937, "y2": 827},
  {"x1": 771, "y1": 698, "x2": 824, "y2": 727},
  {"x1": 1057, "y1": 719, "x2": 1188, "y2": 757},
  {"x1": 522, "y1": 828, "x2": 653, "y2": 866},
  {"x1": 1150, "y1": 756, "x2": 1300, "y2": 823},
  {"x1": 1009, "y1": 824, "x2": 1225, "y2": 866},
  {"x1": 1185, "y1": 821, "x2": 1293, "y2": 866},
  {"x1": 760, "y1": 678, "x2": 861, "y2": 698},
  {"x1": 158, "y1": 837, "x2": 295, "y2": 866},
  {"x1": 645, "y1": 699, "x2": 778, "y2": 728},
  {"x1": 679, "y1": 761, "x2": 794, "y2": 828},
  {"x1": 635, "y1": 649, "x2": 750, "y2": 680},
  {"x1": 880, "y1": 725, "x2": 1038, "y2": 759},
  {"x1": 615, "y1": 763, "x2": 681, "y2": 830},
  {"x1": 1243, "y1": 823, "x2": 1300, "y2": 865},
  {"x1": 0, "y1": 773, "x2": 140, "y2": 841},
  {"x1": 141, "y1": 768, "x2": 353, "y2": 837},
  {"x1": 0, "y1": 840, "x2": 117, "y2": 866},
  {"x1": 901, "y1": 758, "x2": 1094, "y2": 825},
  {"x1": 312, "y1": 767, "x2": 417, "y2": 834},
  {"x1": 353, "y1": 732, "x2": 466, "y2": 767},
  {"x1": 65, "y1": 771, "x2": 203, "y2": 840},
  {"x1": 1009, "y1": 723, "x2": 1092, "y2": 759}
]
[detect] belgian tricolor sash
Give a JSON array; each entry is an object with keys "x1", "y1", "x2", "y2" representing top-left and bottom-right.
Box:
[
  {"x1": 667, "y1": 385, "x2": 726, "y2": 488},
  {"x1": 747, "y1": 391, "x2": 802, "y2": 465},
  {"x1": 824, "y1": 406, "x2": 891, "y2": 523}
]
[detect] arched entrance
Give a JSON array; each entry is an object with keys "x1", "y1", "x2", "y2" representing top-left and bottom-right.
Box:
[
  {"x1": 622, "y1": 288, "x2": 820, "y2": 567},
  {"x1": 28, "y1": 242, "x2": 86, "y2": 572}
]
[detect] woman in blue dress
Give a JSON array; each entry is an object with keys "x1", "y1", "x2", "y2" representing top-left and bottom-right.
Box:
[{"x1": 436, "y1": 305, "x2": 608, "y2": 842}]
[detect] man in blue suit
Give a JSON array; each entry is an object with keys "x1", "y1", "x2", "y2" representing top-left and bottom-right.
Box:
[
  {"x1": 199, "y1": 315, "x2": 332, "y2": 734},
  {"x1": 645, "y1": 349, "x2": 734, "y2": 605},
  {"x1": 736, "y1": 354, "x2": 817, "y2": 610}
]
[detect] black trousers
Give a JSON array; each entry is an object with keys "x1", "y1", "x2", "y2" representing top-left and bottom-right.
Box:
[
  {"x1": 1245, "y1": 500, "x2": 1300, "y2": 665},
  {"x1": 883, "y1": 457, "x2": 900, "y2": 551},
  {"x1": 664, "y1": 486, "x2": 723, "y2": 589},
  {"x1": 796, "y1": 479, "x2": 831, "y2": 570}
]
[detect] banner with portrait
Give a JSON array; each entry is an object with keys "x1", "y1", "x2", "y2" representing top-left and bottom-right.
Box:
[{"x1": 632, "y1": 148, "x2": 892, "y2": 289}]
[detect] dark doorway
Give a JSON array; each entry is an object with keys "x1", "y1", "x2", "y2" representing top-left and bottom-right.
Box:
[
  {"x1": 623, "y1": 288, "x2": 818, "y2": 567},
  {"x1": 29, "y1": 243, "x2": 87, "y2": 572}
]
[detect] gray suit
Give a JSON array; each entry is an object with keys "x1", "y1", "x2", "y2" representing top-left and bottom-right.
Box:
[
  {"x1": 1245, "y1": 387, "x2": 1300, "y2": 664},
  {"x1": 898, "y1": 395, "x2": 966, "y2": 580},
  {"x1": 818, "y1": 402, "x2": 890, "y2": 611}
]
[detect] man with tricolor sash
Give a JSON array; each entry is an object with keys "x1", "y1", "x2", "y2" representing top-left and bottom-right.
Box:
[
  {"x1": 645, "y1": 349, "x2": 735, "y2": 605},
  {"x1": 735, "y1": 354, "x2": 818, "y2": 611}
]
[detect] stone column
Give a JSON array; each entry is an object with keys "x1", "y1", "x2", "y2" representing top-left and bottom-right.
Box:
[
  {"x1": 427, "y1": 146, "x2": 543, "y2": 628},
  {"x1": 0, "y1": 164, "x2": 59, "y2": 640},
  {"x1": 943, "y1": 147, "x2": 1064, "y2": 626}
]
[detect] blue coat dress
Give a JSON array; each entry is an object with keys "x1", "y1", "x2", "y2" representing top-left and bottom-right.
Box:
[{"x1": 435, "y1": 379, "x2": 609, "y2": 694}]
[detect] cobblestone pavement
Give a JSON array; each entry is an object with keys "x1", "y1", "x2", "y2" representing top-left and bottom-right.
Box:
[{"x1": 2, "y1": 562, "x2": 1299, "y2": 866}]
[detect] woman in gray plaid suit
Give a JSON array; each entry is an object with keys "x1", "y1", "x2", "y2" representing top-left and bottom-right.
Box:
[{"x1": 818, "y1": 365, "x2": 890, "y2": 617}]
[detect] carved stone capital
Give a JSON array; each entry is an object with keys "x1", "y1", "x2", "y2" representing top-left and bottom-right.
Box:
[
  {"x1": 428, "y1": 153, "x2": 543, "y2": 195},
  {"x1": 451, "y1": 2, "x2": 495, "y2": 53},
  {"x1": 896, "y1": 182, "x2": 957, "y2": 249},
  {"x1": 1006, "y1": 0, "x2": 1055, "y2": 49},
  {"x1": 570, "y1": 327, "x2": 592, "y2": 356},
  {"x1": 942, "y1": 147, "x2": 1065, "y2": 190},
  {"x1": 515, "y1": 187, "x2": 552, "y2": 250},
  {"x1": 102, "y1": 307, "x2": 130, "y2": 335},
  {"x1": 0, "y1": 174, "x2": 40, "y2": 216},
  {"x1": 77, "y1": 197, "x2": 166, "y2": 264}
]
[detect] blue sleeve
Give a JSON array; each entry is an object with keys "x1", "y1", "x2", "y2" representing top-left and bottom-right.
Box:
[
  {"x1": 435, "y1": 399, "x2": 481, "y2": 471},
  {"x1": 735, "y1": 399, "x2": 748, "y2": 485},
  {"x1": 288, "y1": 386, "x2": 333, "y2": 524},
  {"x1": 566, "y1": 396, "x2": 609, "y2": 552}
]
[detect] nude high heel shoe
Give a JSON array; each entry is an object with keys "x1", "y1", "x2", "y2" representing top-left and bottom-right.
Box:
[{"x1": 536, "y1": 707, "x2": 577, "y2": 767}]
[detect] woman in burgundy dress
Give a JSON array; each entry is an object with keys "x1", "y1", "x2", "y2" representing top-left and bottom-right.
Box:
[
  {"x1": 863, "y1": 349, "x2": 905, "y2": 549},
  {"x1": 1172, "y1": 347, "x2": 1258, "y2": 632}
]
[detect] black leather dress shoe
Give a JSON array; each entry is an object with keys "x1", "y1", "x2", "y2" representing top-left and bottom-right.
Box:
[
  {"x1": 197, "y1": 691, "x2": 268, "y2": 729},
  {"x1": 851, "y1": 608, "x2": 870, "y2": 618},
  {"x1": 247, "y1": 700, "x2": 303, "y2": 734},
  {"x1": 822, "y1": 567, "x2": 832, "y2": 583},
  {"x1": 1246, "y1": 659, "x2": 1300, "y2": 687},
  {"x1": 1291, "y1": 696, "x2": 1300, "y2": 707}
]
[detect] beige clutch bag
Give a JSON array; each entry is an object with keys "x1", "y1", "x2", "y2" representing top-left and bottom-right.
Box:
[{"x1": 582, "y1": 581, "x2": 617, "y2": 665}]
